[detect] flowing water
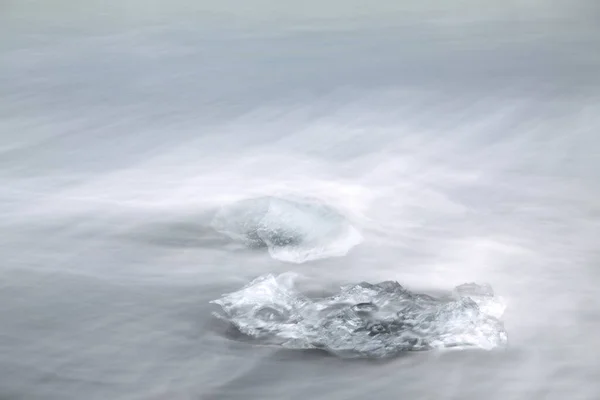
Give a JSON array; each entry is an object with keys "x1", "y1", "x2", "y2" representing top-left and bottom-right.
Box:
[{"x1": 1, "y1": 1, "x2": 600, "y2": 399}]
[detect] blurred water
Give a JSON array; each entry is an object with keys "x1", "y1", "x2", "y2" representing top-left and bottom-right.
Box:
[{"x1": 1, "y1": 1, "x2": 600, "y2": 399}]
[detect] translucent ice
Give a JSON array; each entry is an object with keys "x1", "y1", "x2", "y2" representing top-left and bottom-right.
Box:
[
  {"x1": 211, "y1": 196, "x2": 362, "y2": 263},
  {"x1": 211, "y1": 274, "x2": 508, "y2": 359}
]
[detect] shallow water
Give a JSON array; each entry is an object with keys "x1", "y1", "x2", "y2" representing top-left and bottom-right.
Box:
[{"x1": 1, "y1": 1, "x2": 600, "y2": 399}]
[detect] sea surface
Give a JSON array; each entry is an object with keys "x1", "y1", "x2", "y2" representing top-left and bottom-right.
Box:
[{"x1": 1, "y1": 1, "x2": 600, "y2": 399}]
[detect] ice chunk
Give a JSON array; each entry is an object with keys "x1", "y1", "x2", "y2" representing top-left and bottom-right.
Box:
[
  {"x1": 211, "y1": 196, "x2": 362, "y2": 263},
  {"x1": 211, "y1": 274, "x2": 508, "y2": 359}
]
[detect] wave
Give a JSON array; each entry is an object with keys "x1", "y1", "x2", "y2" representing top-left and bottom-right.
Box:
[{"x1": 211, "y1": 273, "x2": 508, "y2": 359}]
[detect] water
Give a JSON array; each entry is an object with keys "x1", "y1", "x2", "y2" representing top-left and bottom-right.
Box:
[{"x1": 1, "y1": 1, "x2": 600, "y2": 399}]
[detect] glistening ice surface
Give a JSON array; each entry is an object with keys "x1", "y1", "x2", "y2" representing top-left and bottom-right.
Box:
[
  {"x1": 212, "y1": 274, "x2": 508, "y2": 358},
  {"x1": 2, "y1": 1, "x2": 600, "y2": 399}
]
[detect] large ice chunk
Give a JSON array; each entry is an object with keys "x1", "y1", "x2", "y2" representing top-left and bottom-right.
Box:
[{"x1": 211, "y1": 274, "x2": 508, "y2": 359}]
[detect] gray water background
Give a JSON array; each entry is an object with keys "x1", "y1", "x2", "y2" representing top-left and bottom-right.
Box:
[{"x1": 1, "y1": 1, "x2": 600, "y2": 399}]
